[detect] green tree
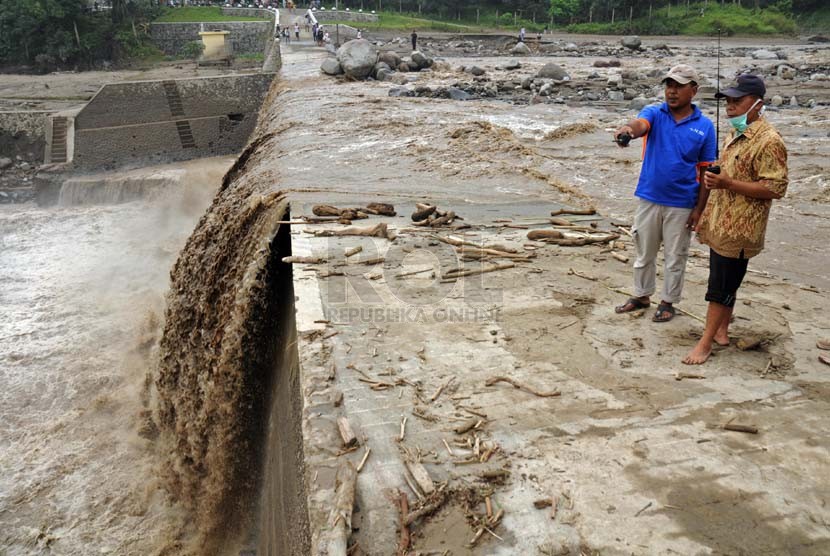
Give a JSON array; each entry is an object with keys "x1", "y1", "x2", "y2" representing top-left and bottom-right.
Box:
[{"x1": 549, "y1": 0, "x2": 579, "y2": 24}]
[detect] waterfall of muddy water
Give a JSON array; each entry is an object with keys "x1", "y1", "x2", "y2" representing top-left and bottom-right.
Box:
[
  {"x1": 0, "y1": 162, "x2": 225, "y2": 554},
  {"x1": 155, "y1": 83, "x2": 310, "y2": 554},
  {"x1": 59, "y1": 169, "x2": 187, "y2": 206}
]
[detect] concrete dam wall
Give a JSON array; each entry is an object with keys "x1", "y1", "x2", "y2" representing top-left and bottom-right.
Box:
[{"x1": 72, "y1": 73, "x2": 275, "y2": 170}]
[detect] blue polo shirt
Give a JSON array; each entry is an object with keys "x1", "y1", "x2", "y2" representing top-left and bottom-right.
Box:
[{"x1": 635, "y1": 103, "x2": 717, "y2": 209}]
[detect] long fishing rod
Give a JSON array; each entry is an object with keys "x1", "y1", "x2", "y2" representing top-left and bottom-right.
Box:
[{"x1": 708, "y1": 28, "x2": 722, "y2": 175}]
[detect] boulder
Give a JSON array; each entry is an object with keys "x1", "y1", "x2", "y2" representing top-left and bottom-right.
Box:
[
  {"x1": 789, "y1": 96, "x2": 798, "y2": 107},
  {"x1": 536, "y1": 63, "x2": 568, "y2": 80},
  {"x1": 320, "y1": 57, "x2": 343, "y2": 75},
  {"x1": 594, "y1": 59, "x2": 621, "y2": 68},
  {"x1": 502, "y1": 60, "x2": 521, "y2": 70},
  {"x1": 607, "y1": 74, "x2": 623, "y2": 87},
  {"x1": 447, "y1": 88, "x2": 472, "y2": 101},
  {"x1": 411, "y1": 50, "x2": 430, "y2": 69},
  {"x1": 608, "y1": 91, "x2": 625, "y2": 101},
  {"x1": 337, "y1": 39, "x2": 379, "y2": 80},
  {"x1": 771, "y1": 95, "x2": 783, "y2": 106},
  {"x1": 807, "y1": 35, "x2": 829, "y2": 43},
  {"x1": 750, "y1": 49, "x2": 778, "y2": 60},
  {"x1": 0, "y1": 157, "x2": 12, "y2": 170},
  {"x1": 539, "y1": 82, "x2": 554, "y2": 96},
  {"x1": 521, "y1": 76, "x2": 533, "y2": 90},
  {"x1": 810, "y1": 73, "x2": 828, "y2": 81},
  {"x1": 397, "y1": 62, "x2": 410, "y2": 72},
  {"x1": 19, "y1": 162, "x2": 31, "y2": 171},
  {"x1": 379, "y1": 51, "x2": 401, "y2": 68},
  {"x1": 585, "y1": 92, "x2": 600, "y2": 101},
  {"x1": 621, "y1": 36, "x2": 641, "y2": 50},
  {"x1": 468, "y1": 66, "x2": 486, "y2": 76},
  {"x1": 563, "y1": 42, "x2": 578, "y2": 52},
  {"x1": 376, "y1": 68, "x2": 394, "y2": 81},
  {"x1": 777, "y1": 65, "x2": 796, "y2": 80},
  {"x1": 407, "y1": 60, "x2": 420, "y2": 71},
  {"x1": 388, "y1": 87, "x2": 415, "y2": 97},
  {"x1": 510, "y1": 42, "x2": 532, "y2": 56},
  {"x1": 374, "y1": 61, "x2": 391, "y2": 74}
]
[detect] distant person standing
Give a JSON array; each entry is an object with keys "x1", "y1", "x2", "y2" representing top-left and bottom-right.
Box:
[
  {"x1": 519, "y1": 27, "x2": 526, "y2": 42},
  {"x1": 411, "y1": 30, "x2": 417, "y2": 51},
  {"x1": 294, "y1": 22, "x2": 300, "y2": 39},
  {"x1": 356, "y1": 29, "x2": 363, "y2": 39}
]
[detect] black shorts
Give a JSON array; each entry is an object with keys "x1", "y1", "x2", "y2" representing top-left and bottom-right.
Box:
[{"x1": 705, "y1": 248, "x2": 749, "y2": 308}]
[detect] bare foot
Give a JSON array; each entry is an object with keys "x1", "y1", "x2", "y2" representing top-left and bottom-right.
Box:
[
  {"x1": 683, "y1": 341, "x2": 712, "y2": 365},
  {"x1": 714, "y1": 332, "x2": 730, "y2": 346}
]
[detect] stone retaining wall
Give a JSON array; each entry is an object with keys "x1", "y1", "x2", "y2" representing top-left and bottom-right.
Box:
[{"x1": 150, "y1": 21, "x2": 272, "y2": 56}]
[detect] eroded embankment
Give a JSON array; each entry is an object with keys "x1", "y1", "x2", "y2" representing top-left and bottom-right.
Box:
[{"x1": 155, "y1": 82, "x2": 308, "y2": 552}]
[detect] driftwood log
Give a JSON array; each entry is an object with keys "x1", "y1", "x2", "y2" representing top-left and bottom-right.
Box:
[{"x1": 318, "y1": 461, "x2": 357, "y2": 555}]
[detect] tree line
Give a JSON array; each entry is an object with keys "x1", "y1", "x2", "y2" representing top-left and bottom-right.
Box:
[{"x1": 1, "y1": 0, "x2": 823, "y2": 70}]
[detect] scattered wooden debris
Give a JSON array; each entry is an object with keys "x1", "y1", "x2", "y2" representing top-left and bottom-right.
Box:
[
  {"x1": 405, "y1": 487, "x2": 449, "y2": 526},
  {"x1": 442, "y1": 262, "x2": 515, "y2": 282},
  {"x1": 357, "y1": 448, "x2": 372, "y2": 473},
  {"x1": 533, "y1": 498, "x2": 553, "y2": 509},
  {"x1": 396, "y1": 266, "x2": 435, "y2": 278},
  {"x1": 634, "y1": 501, "x2": 652, "y2": 517},
  {"x1": 527, "y1": 229, "x2": 564, "y2": 241},
  {"x1": 337, "y1": 417, "x2": 358, "y2": 448},
  {"x1": 364, "y1": 202, "x2": 396, "y2": 216},
  {"x1": 282, "y1": 255, "x2": 327, "y2": 264},
  {"x1": 344, "y1": 245, "x2": 363, "y2": 257},
  {"x1": 723, "y1": 423, "x2": 759, "y2": 434},
  {"x1": 454, "y1": 418, "x2": 481, "y2": 435},
  {"x1": 405, "y1": 461, "x2": 435, "y2": 495},
  {"x1": 459, "y1": 246, "x2": 535, "y2": 261},
  {"x1": 611, "y1": 251, "x2": 629, "y2": 264},
  {"x1": 430, "y1": 377, "x2": 456, "y2": 402},
  {"x1": 485, "y1": 376, "x2": 561, "y2": 398},
  {"x1": 529, "y1": 226, "x2": 619, "y2": 246},
  {"x1": 411, "y1": 203, "x2": 463, "y2": 228},
  {"x1": 675, "y1": 372, "x2": 706, "y2": 381},
  {"x1": 397, "y1": 491, "x2": 410, "y2": 556},
  {"x1": 399, "y1": 416, "x2": 408, "y2": 442},
  {"x1": 321, "y1": 460, "x2": 357, "y2": 555},
  {"x1": 312, "y1": 222, "x2": 395, "y2": 240},
  {"x1": 480, "y1": 469, "x2": 510, "y2": 482},
  {"x1": 550, "y1": 208, "x2": 597, "y2": 217},
  {"x1": 442, "y1": 438, "x2": 454, "y2": 456}
]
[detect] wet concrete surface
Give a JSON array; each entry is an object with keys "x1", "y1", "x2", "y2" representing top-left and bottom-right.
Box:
[{"x1": 275, "y1": 36, "x2": 830, "y2": 555}]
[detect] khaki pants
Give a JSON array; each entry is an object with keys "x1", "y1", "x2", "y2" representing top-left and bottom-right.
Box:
[{"x1": 632, "y1": 199, "x2": 692, "y2": 304}]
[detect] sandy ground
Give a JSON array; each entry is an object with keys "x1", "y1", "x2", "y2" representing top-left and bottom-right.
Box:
[{"x1": 271, "y1": 36, "x2": 830, "y2": 555}]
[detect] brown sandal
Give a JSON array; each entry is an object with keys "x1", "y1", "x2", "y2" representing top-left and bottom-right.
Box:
[{"x1": 615, "y1": 297, "x2": 650, "y2": 314}]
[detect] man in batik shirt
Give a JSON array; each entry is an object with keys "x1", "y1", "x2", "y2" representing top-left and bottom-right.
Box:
[{"x1": 683, "y1": 74, "x2": 788, "y2": 365}]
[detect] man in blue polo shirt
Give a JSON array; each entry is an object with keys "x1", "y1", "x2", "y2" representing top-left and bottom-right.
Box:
[{"x1": 614, "y1": 64, "x2": 717, "y2": 322}]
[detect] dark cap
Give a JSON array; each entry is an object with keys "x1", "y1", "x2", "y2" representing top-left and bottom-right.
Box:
[{"x1": 716, "y1": 74, "x2": 766, "y2": 99}]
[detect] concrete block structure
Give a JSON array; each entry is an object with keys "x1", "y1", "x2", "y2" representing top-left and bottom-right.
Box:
[{"x1": 72, "y1": 73, "x2": 275, "y2": 170}]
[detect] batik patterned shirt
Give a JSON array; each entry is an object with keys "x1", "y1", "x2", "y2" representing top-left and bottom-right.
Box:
[{"x1": 697, "y1": 118, "x2": 788, "y2": 259}]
